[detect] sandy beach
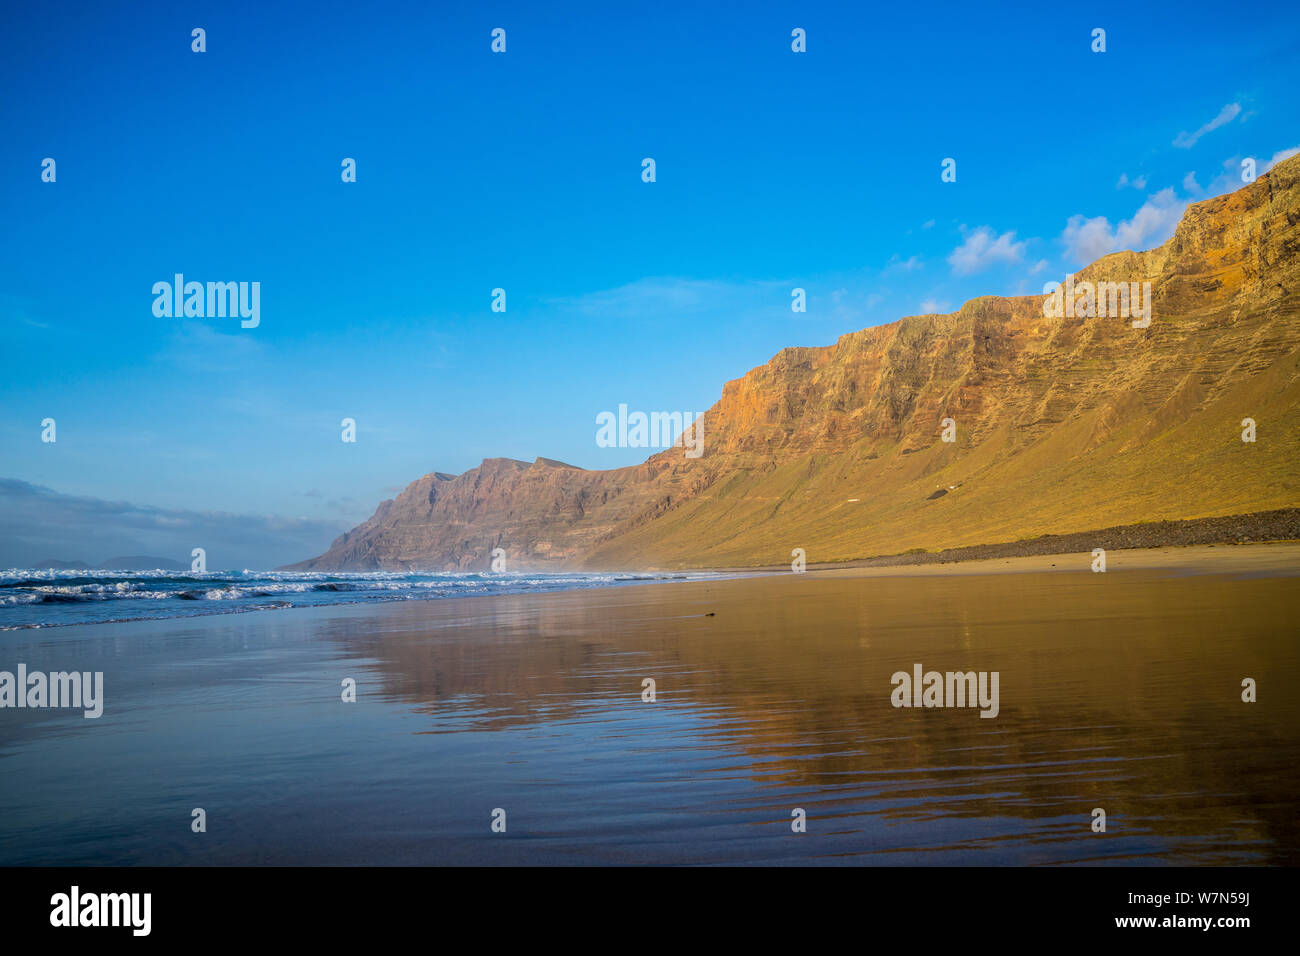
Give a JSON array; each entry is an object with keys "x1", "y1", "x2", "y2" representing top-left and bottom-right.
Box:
[{"x1": 1, "y1": 542, "x2": 1297, "y2": 865}]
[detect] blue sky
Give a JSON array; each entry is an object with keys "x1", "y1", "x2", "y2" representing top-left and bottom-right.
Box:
[{"x1": 2, "y1": 0, "x2": 1298, "y2": 567}]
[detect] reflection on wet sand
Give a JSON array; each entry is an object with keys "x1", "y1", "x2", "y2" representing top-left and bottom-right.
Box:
[
  {"x1": 1, "y1": 558, "x2": 1295, "y2": 865},
  {"x1": 337, "y1": 568, "x2": 1300, "y2": 864}
]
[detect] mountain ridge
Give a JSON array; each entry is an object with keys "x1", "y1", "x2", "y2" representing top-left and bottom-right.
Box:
[{"x1": 286, "y1": 155, "x2": 1300, "y2": 571}]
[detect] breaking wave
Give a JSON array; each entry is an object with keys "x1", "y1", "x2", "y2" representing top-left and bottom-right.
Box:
[{"x1": 0, "y1": 568, "x2": 719, "y2": 630}]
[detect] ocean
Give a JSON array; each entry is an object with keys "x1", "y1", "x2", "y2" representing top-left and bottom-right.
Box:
[{"x1": 0, "y1": 568, "x2": 725, "y2": 630}]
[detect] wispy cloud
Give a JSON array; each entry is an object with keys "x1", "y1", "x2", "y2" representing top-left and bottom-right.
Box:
[
  {"x1": 1, "y1": 294, "x2": 53, "y2": 332},
  {"x1": 886, "y1": 254, "x2": 923, "y2": 272},
  {"x1": 548, "y1": 271, "x2": 899, "y2": 332},
  {"x1": 1116, "y1": 173, "x2": 1148, "y2": 190},
  {"x1": 1264, "y1": 145, "x2": 1300, "y2": 172},
  {"x1": 947, "y1": 227, "x2": 1026, "y2": 275},
  {"x1": 1173, "y1": 102, "x2": 1241, "y2": 148},
  {"x1": 1191, "y1": 144, "x2": 1300, "y2": 199},
  {"x1": 1061, "y1": 188, "x2": 1188, "y2": 264},
  {"x1": 547, "y1": 276, "x2": 776, "y2": 321},
  {"x1": 154, "y1": 320, "x2": 266, "y2": 372}
]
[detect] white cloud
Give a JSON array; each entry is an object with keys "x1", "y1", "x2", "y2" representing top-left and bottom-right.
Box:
[
  {"x1": 1116, "y1": 173, "x2": 1148, "y2": 190},
  {"x1": 947, "y1": 227, "x2": 1026, "y2": 275},
  {"x1": 1173, "y1": 102, "x2": 1241, "y2": 148},
  {"x1": 1061, "y1": 188, "x2": 1188, "y2": 264},
  {"x1": 1183, "y1": 171, "x2": 1202, "y2": 194},
  {"x1": 919, "y1": 299, "x2": 951, "y2": 314}
]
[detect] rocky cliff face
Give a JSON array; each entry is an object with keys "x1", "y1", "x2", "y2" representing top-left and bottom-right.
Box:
[{"x1": 287, "y1": 155, "x2": 1300, "y2": 571}]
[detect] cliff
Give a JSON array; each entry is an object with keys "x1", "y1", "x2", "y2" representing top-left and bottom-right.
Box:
[{"x1": 287, "y1": 154, "x2": 1300, "y2": 571}]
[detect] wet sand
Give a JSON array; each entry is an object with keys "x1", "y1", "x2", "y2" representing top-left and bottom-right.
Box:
[{"x1": 1, "y1": 543, "x2": 1297, "y2": 865}]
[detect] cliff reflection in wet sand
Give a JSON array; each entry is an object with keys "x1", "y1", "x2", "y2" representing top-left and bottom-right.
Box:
[
  {"x1": 1, "y1": 557, "x2": 1296, "y2": 865},
  {"x1": 338, "y1": 564, "x2": 1299, "y2": 864}
]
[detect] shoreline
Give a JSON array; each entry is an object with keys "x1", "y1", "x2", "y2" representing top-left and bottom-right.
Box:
[
  {"x1": 11, "y1": 512, "x2": 1300, "y2": 634},
  {"x1": 11, "y1": 538, "x2": 1299, "y2": 637}
]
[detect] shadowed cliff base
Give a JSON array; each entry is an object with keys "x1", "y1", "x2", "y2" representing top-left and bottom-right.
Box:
[{"x1": 707, "y1": 508, "x2": 1300, "y2": 573}]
